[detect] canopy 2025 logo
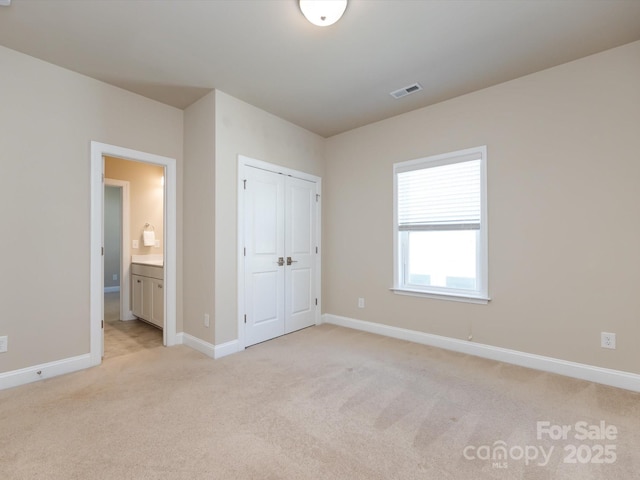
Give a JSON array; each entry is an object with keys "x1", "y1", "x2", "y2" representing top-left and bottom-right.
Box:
[{"x1": 463, "y1": 420, "x2": 618, "y2": 469}]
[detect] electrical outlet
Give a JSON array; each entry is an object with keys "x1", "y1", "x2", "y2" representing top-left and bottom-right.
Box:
[
  {"x1": 132, "y1": 239, "x2": 139, "y2": 249},
  {"x1": 204, "y1": 314, "x2": 210, "y2": 328},
  {"x1": 155, "y1": 240, "x2": 160, "y2": 248},
  {"x1": 358, "y1": 298, "x2": 365, "y2": 308},
  {"x1": 112, "y1": 274, "x2": 118, "y2": 281},
  {"x1": 0, "y1": 336, "x2": 8, "y2": 353},
  {"x1": 601, "y1": 332, "x2": 616, "y2": 349}
]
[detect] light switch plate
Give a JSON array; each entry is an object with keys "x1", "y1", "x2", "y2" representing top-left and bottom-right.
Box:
[
  {"x1": 0, "y1": 336, "x2": 8, "y2": 353},
  {"x1": 132, "y1": 239, "x2": 139, "y2": 249},
  {"x1": 155, "y1": 240, "x2": 160, "y2": 247}
]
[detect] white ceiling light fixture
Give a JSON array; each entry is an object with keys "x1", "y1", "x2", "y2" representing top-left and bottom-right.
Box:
[
  {"x1": 299, "y1": 0, "x2": 347, "y2": 27},
  {"x1": 0, "y1": 0, "x2": 12, "y2": 6}
]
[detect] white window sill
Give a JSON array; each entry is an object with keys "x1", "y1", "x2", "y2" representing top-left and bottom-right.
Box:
[{"x1": 390, "y1": 287, "x2": 490, "y2": 304}]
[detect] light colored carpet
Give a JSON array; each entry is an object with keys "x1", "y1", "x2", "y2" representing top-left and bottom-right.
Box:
[
  {"x1": 104, "y1": 292, "x2": 163, "y2": 359},
  {"x1": 1, "y1": 324, "x2": 639, "y2": 479}
]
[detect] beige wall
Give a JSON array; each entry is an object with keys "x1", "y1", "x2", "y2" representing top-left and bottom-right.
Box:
[
  {"x1": 183, "y1": 91, "x2": 216, "y2": 344},
  {"x1": 213, "y1": 90, "x2": 325, "y2": 344},
  {"x1": 3, "y1": 35, "x2": 638, "y2": 381},
  {"x1": 0, "y1": 45, "x2": 183, "y2": 373},
  {"x1": 104, "y1": 156, "x2": 165, "y2": 256},
  {"x1": 324, "y1": 40, "x2": 640, "y2": 374},
  {"x1": 181, "y1": 90, "x2": 325, "y2": 346}
]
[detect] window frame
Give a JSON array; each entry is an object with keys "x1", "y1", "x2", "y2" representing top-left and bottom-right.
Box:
[{"x1": 392, "y1": 146, "x2": 489, "y2": 304}]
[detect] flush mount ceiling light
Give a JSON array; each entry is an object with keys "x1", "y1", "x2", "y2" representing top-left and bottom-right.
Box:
[
  {"x1": 0, "y1": 0, "x2": 12, "y2": 6},
  {"x1": 299, "y1": 0, "x2": 347, "y2": 27}
]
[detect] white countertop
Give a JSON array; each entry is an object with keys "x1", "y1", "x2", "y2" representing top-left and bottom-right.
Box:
[{"x1": 131, "y1": 254, "x2": 163, "y2": 267}]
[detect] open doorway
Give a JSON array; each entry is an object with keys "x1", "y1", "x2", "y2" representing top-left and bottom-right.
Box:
[
  {"x1": 90, "y1": 142, "x2": 177, "y2": 368},
  {"x1": 103, "y1": 159, "x2": 164, "y2": 359}
]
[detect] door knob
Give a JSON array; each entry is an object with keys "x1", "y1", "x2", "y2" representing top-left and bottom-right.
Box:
[
  {"x1": 286, "y1": 257, "x2": 298, "y2": 266},
  {"x1": 277, "y1": 257, "x2": 285, "y2": 266}
]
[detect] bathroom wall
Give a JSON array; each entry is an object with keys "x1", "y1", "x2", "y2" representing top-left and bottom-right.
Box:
[
  {"x1": 104, "y1": 156, "x2": 165, "y2": 257},
  {"x1": 104, "y1": 186, "x2": 121, "y2": 288}
]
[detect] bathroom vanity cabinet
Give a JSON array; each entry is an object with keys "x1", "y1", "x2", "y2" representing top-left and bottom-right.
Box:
[{"x1": 131, "y1": 263, "x2": 164, "y2": 329}]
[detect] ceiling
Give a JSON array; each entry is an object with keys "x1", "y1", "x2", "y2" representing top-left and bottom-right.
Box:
[{"x1": 1, "y1": 0, "x2": 639, "y2": 138}]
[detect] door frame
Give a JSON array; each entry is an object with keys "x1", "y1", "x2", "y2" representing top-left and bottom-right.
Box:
[
  {"x1": 237, "y1": 155, "x2": 322, "y2": 351},
  {"x1": 104, "y1": 178, "x2": 136, "y2": 322},
  {"x1": 90, "y1": 141, "x2": 177, "y2": 366}
]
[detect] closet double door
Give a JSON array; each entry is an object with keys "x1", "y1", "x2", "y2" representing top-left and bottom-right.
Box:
[{"x1": 243, "y1": 166, "x2": 318, "y2": 347}]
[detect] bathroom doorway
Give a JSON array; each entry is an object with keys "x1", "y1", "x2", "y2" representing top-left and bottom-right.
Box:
[
  {"x1": 90, "y1": 141, "x2": 178, "y2": 367},
  {"x1": 103, "y1": 169, "x2": 163, "y2": 359}
]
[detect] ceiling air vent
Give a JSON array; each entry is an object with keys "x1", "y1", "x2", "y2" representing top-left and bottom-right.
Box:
[{"x1": 390, "y1": 83, "x2": 423, "y2": 99}]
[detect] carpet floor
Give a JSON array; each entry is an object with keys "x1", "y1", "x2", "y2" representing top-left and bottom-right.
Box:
[{"x1": 1, "y1": 324, "x2": 638, "y2": 479}]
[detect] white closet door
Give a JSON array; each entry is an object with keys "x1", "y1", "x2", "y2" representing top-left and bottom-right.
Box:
[
  {"x1": 243, "y1": 166, "x2": 317, "y2": 347},
  {"x1": 244, "y1": 168, "x2": 286, "y2": 347},
  {"x1": 284, "y1": 176, "x2": 316, "y2": 333}
]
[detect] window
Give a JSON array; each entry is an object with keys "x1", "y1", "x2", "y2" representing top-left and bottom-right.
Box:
[{"x1": 393, "y1": 146, "x2": 488, "y2": 302}]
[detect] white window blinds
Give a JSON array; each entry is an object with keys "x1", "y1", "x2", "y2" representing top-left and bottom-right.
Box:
[{"x1": 397, "y1": 157, "x2": 481, "y2": 231}]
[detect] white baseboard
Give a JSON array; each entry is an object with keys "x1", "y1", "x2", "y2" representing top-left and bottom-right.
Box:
[
  {"x1": 177, "y1": 333, "x2": 239, "y2": 360},
  {"x1": 121, "y1": 310, "x2": 137, "y2": 322},
  {"x1": 104, "y1": 286, "x2": 120, "y2": 293},
  {"x1": 321, "y1": 314, "x2": 640, "y2": 393},
  {"x1": 212, "y1": 339, "x2": 240, "y2": 359},
  {"x1": 1, "y1": 332, "x2": 241, "y2": 391},
  {"x1": 0, "y1": 353, "x2": 93, "y2": 391}
]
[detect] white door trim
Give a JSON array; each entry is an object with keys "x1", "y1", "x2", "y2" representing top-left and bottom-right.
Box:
[
  {"x1": 90, "y1": 141, "x2": 177, "y2": 367},
  {"x1": 237, "y1": 155, "x2": 322, "y2": 351},
  {"x1": 104, "y1": 178, "x2": 136, "y2": 322}
]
